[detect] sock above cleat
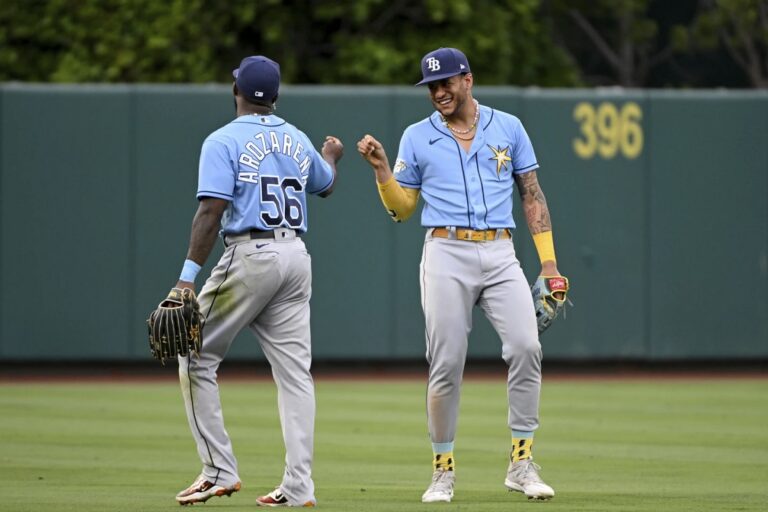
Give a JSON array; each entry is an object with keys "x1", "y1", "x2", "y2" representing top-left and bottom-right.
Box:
[
  {"x1": 511, "y1": 437, "x2": 533, "y2": 462},
  {"x1": 433, "y1": 451, "x2": 455, "y2": 471}
]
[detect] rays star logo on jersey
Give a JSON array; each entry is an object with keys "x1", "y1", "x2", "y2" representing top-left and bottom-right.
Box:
[
  {"x1": 426, "y1": 57, "x2": 441, "y2": 72},
  {"x1": 393, "y1": 158, "x2": 407, "y2": 175},
  {"x1": 487, "y1": 144, "x2": 512, "y2": 175}
]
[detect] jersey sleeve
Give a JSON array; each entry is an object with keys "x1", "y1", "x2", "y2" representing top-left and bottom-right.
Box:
[
  {"x1": 305, "y1": 147, "x2": 335, "y2": 195},
  {"x1": 393, "y1": 128, "x2": 421, "y2": 189},
  {"x1": 511, "y1": 118, "x2": 539, "y2": 174},
  {"x1": 197, "y1": 138, "x2": 235, "y2": 200}
]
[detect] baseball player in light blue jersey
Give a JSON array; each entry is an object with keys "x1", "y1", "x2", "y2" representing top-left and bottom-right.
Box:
[
  {"x1": 358, "y1": 47, "x2": 567, "y2": 503},
  {"x1": 170, "y1": 55, "x2": 343, "y2": 507}
]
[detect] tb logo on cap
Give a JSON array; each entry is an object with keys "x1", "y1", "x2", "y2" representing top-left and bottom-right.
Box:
[{"x1": 426, "y1": 57, "x2": 441, "y2": 72}]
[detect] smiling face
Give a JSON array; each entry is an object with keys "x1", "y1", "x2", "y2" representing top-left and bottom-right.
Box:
[{"x1": 427, "y1": 73, "x2": 473, "y2": 119}]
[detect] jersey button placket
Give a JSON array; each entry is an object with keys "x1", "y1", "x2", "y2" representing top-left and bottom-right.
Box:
[
  {"x1": 467, "y1": 180, "x2": 485, "y2": 230},
  {"x1": 474, "y1": 154, "x2": 490, "y2": 230}
]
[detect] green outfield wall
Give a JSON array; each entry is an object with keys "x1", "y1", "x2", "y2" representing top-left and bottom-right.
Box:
[{"x1": 1, "y1": 84, "x2": 766, "y2": 361}]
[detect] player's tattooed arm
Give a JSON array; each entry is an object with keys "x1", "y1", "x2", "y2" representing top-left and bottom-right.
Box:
[
  {"x1": 514, "y1": 170, "x2": 552, "y2": 235},
  {"x1": 516, "y1": 170, "x2": 561, "y2": 275},
  {"x1": 176, "y1": 197, "x2": 228, "y2": 289}
]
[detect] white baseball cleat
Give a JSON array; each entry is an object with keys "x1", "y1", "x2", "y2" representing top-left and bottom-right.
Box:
[
  {"x1": 175, "y1": 474, "x2": 241, "y2": 505},
  {"x1": 256, "y1": 487, "x2": 316, "y2": 507},
  {"x1": 421, "y1": 468, "x2": 455, "y2": 503},
  {"x1": 504, "y1": 458, "x2": 555, "y2": 500}
]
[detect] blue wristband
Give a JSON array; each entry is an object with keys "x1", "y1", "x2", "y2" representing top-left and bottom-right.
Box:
[{"x1": 179, "y1": 259, "x2": 202, "y2": 282}]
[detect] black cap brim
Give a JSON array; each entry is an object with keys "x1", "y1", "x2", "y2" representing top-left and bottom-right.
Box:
[{"x1": 415, "y1": 70, "x2": 466, "y2": 86}]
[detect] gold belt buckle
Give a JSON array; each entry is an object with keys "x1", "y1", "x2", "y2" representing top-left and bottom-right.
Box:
[{"x1": 456, "y1": 229, "x2": 489, "y2": 241}]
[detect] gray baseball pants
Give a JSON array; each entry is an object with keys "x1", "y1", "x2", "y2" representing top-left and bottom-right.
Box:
[
  {"x1": 178, "y1": 229, "x2": 316, "y2": 506},
  {"x1": 420, "y1": 230, "x2": 542, "y2": 444}
]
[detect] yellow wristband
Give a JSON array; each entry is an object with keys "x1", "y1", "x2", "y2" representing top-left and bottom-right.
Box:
[{"x1": 532, "y1": 231, "x2": 556, "y2": 264}]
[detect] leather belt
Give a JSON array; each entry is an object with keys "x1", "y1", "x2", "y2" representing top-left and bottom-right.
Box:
[
  {"x1": 224, "y1": 228, "x2": 298, "y2": 246},
  {"x1": 431, "y1": 227, "x2": 511, "y2": 242},
  {"x1": 248, "y1": 229, "x2": 282, "y2": 239}
]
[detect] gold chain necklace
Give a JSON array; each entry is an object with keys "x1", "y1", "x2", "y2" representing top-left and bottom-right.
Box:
[
  {"x1": 442, "y1": 99, "x2": 479, "y2": 135},
  {"x1": 452, "y1": 131, "x2": 476, "y2": 141}
]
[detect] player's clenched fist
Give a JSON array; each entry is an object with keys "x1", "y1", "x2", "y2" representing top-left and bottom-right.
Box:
[
  {"x1": 357, "y1": 134, "x2": 390, "y2": 170},
  {"x1": 322, "y1": 136, "x2": 344, "y2": 163}
]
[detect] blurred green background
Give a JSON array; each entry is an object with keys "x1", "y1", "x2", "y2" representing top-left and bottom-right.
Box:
[{"x1": 2, "y1": 0, "x2": 767, "y2": 88}]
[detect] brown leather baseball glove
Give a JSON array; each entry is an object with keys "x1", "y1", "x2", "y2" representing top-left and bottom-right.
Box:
[{"x1": 147, "y1": 287, "x2": 203, "y2": 365}]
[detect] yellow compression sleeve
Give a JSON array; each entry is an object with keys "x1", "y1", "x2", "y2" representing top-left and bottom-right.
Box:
[
  {"x1": 377, "y1": 176, "x2": 420, "y2": 222},
  {"x1": 532, "y1": 231, "x2": 556, "y2": 264}
]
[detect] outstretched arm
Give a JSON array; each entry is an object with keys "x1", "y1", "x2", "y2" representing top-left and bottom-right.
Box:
[
  {"x1": 319, "y1": 136, "x2": 344, "y2": 197},
  {"x1": 357, "y1": 134, "x2": 393, "y2": 183},
  {"x1": 357, "y1": 134, "x2": 419, "y2": 222}
]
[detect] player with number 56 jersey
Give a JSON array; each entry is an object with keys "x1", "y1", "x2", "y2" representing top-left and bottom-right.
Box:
[
  {"x1": 170, "y1": 55, "x2": 342, "y2": 508},
  {"x1": 199, "y1": 104, "x2": 335, "y2": 234}
]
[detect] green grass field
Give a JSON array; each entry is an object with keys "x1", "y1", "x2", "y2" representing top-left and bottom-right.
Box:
[{"x1": 1, "y1": 376, "x2": 766, "y2": 511}]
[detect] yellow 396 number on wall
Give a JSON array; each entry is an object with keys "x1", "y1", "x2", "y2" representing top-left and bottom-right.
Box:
[{"x1": 572, "y1": 102, "x2": 643, "y2": 159}]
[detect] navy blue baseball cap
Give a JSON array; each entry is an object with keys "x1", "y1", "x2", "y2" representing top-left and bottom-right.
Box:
[
  {"x1": 416, "y1": 47, "x2": 471, "y2": 85},
  {"x1": 232, "y1": 55, "x2": 281, "y2": 103}
]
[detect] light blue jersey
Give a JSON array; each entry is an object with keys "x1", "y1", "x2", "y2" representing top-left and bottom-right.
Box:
[
  {"x1": 197, "y1": 114, "x2": 334, "y2": 235},
  {"x1": 393, "y1": 104, "x2": 538, "y2": 230}
]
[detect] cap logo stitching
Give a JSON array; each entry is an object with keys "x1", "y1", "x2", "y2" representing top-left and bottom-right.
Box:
[
  {"x1": 254, "y1": 91, "x2": 264, "y2": 97},
  {"x1": 426, "y1": 57, "x2": 441, "y2": 72}
]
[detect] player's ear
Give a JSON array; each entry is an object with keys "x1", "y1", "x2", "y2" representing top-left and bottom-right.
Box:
[{"x1": 463, "y1": 73, "x2": 473, "y2": 88}]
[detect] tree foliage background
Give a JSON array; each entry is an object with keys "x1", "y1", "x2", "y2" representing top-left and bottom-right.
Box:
[{"x1": 0, "y1": 0, "x2": 765, "y2": 87}]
